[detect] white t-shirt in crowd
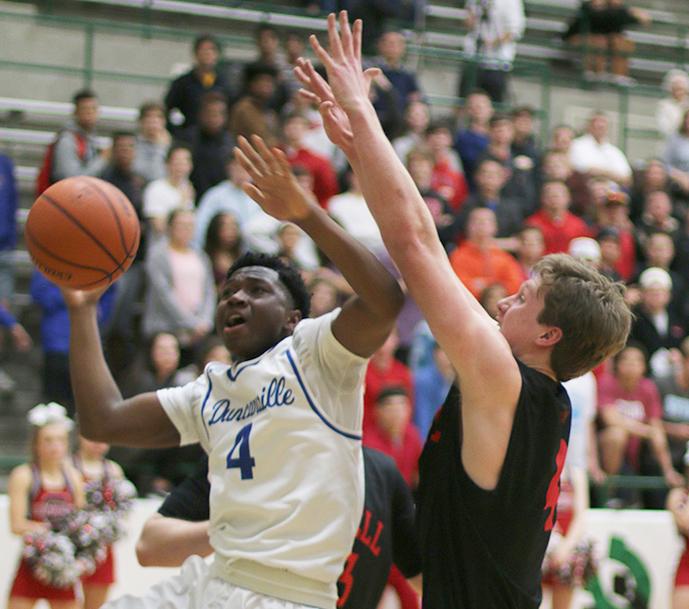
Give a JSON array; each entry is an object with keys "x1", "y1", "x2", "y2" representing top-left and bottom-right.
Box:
[
  {"x1": 328, "y1": 191, "x2": 385, "y2": 253},
  {"x1": 563, "y1": 371, "x2": 597, "y2": 472},
  {"x1": 143, "y1": 178, "x2": 194, "y2": 220},
  {"x1": 569, "y1": 134, "x2": 632, "y2": 181}
]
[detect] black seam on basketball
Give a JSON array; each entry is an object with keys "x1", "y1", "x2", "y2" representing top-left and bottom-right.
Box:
[
  {"x1": 84, "y1": 178, "x2": 140, "y2": 260},
  {"x1": 81, "y1": 177, "x2": 128, "y2": 255},
  {"x1": 117, "y1": 190, "x2": 140, "y2": 256},
  {"x1": 124, "y1": 228, "x2": 140, "y2": 259},
  {"x1": 25, "y1": 225, "x2": 112, "y2": 274},
  {"x1": 73, "y1": 248, "x2": 135, "y2": 289},
  {"x1": 40, "y1": 192, "x2": 121, "y2": 267}
]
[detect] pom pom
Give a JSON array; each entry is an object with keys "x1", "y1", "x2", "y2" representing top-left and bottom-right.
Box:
[
  {"x1": 542, "y1": 532, "x2": 599, "y2": 586},
  {"x1": 23, "y1": 529, "x2": 82, "y2": 588}
]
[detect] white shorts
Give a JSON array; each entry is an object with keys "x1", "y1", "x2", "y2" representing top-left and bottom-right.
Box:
[{"x1": 102, "y1": 556, "x2": 317, "y2": 609}]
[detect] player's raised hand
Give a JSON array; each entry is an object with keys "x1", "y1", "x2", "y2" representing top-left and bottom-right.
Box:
[
  {"x1": 307, "y1": 12, "x2": 374, "y2": 114},
  {"x1": 295, "y1": 58, "x2": 360, "y2": 156},
  {"x1": 235, "y1": 135, "x2": 317, "y2": 223}
]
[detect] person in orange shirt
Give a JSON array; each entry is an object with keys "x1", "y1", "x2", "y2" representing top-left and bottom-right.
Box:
[{"x1": 449, "y1": 206, "x2": 523, "y2": 299}]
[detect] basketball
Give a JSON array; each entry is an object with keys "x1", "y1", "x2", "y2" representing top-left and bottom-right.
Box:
[{"x1": 25, "y1": 176, "x2": 140, "y2": 290}]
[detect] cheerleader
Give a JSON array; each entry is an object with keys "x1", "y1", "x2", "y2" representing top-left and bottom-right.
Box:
[
  {"x1": 73, "y1": 435, "x2": 125, "y2": 609},
  {"x1": 7, "y1": 403, "x2": 84, "y2": 609},
  {"x1": 541, "y1": 466, "x2": 595, "y2": 609}
]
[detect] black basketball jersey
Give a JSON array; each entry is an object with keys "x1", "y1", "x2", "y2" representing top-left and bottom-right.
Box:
[
  {"x1": 158, "y1": 450, "x2": 421, "y2": 609},
  {"x1": 337, "y1": 447, "x2": 421, "y2": 609},
  {"x1": 417, "y1": 360, "x2": 571, "y2": 609},
  {"x1": 158, "y1": 456, "x2": 210, "y2": 521}
]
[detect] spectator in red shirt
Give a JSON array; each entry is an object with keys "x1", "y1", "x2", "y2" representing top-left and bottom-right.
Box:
[
  {"x1": 540, "y1": 149, "x2": 591, "y2": 220},
  {"x1": 363, "y1": 330, "x2": 414, "y2": 435},
  {"x1": 525, "y1": 180, "x2": 590, "y2": 254},
  {"x1": 281, "y1": 112, "x2": 339, "y2": 208},
  {"x1": 364, "y1": 385, "x2": 423, "y2": 488},
  {"x1": 598, "y1": 343, "x2": 682, "y2": 490},
  {"x1": 425, "y1": 120, "x2": 468, "y2": 210}
]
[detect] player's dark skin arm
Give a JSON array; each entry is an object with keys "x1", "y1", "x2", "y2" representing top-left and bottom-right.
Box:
[
  {"x1": 236, "y1": 136, "x2": 404, "y2": 357},
  {"x1": 136, "y1": 514, "x2": 212, "y2": 567},
  {"x1": 62, "y1": 287, "x2": 180, "y2": 447}
]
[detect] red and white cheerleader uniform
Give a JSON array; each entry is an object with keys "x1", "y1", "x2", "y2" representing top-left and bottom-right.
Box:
[{"x1": 9, "y1": 464, "x2": 77, "y2": 600}]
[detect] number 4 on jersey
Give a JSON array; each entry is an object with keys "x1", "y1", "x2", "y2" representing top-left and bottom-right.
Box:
[{"x1": 226, "y1": 423, "x2": 256, "y2": 480}]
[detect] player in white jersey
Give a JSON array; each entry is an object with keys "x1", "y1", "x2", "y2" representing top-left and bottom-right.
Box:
[{"x1": 61, "y1": 136, "x2": 404, "y2": 609}]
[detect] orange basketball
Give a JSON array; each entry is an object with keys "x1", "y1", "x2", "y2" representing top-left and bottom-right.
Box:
[{"x1": 25, "y1": 176, "x2": 140, "y2": 290}]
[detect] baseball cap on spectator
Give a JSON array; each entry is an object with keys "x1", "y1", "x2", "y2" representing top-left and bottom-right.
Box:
[
  {"x1": 569, "y1": 237, "x2": 601, "y2": 262},
  {"x1": 639, "y1": 267, "x2": 672, "y2": 290},
  {"x1": 597, "y1": 227, "x2": 620, "y2": 242}
]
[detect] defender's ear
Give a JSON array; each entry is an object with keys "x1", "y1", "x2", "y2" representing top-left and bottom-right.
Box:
[{"x1": 536, "y1": 327, "x2": 563, "y2": 348}]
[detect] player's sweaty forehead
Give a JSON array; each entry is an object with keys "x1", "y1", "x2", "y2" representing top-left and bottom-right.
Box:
[{"x1": 225, "y1": 266, "x2": 291, "y2": 299}]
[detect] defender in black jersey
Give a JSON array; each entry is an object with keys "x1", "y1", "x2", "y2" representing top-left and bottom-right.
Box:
[
  {"x1": 296, "y1": 13, "x2": 632, "y2": 608},
  {"x1": 137, "y1": 448, "x2": 421, "y2": 609}
]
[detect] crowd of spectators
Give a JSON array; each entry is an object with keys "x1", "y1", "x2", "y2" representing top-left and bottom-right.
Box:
[{"x1": 1, "y1": 12, "x2": 689, "y2": 517}]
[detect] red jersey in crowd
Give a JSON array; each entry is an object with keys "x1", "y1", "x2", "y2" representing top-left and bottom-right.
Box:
[
  {"x1": 525, "y1": 210, "x2": 590, "y2": 255},
  {"x1": 286, "y1": 147, "x2": 339, "y2": 209},
  {"x1": 432, "y1": 159, "x2": 468, "y2": 210},
  {"x1": 597, "y1": 373, "x2": 662, "y2": 468},
  {"x1": 364, "y1": 423, "x2": 423, "y2": 488},
  {"x1": 363, "y1": 358, "x2": 414, "y2": 434}
]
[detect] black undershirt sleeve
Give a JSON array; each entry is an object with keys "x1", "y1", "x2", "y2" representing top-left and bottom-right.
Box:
[{"x1": 157, "y1": 456, "x2": 211, "y2": 522}]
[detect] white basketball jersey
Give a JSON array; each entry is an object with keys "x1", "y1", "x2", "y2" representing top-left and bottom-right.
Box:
[{"x1": 158, "y1": 310, "x2": 366, "y2": 604}]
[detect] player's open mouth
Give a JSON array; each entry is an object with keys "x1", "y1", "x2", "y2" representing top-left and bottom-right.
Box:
[{"x1": 225, "y1": 314, "x2": 247, "y2": 330}]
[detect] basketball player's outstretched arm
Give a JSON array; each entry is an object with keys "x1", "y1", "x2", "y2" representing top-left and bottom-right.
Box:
[
  {"x1": 62, "y1": 287, "x2": 180, "y2": 447},
  {"x1": 298, "y1": 13, "x2": 522, "y2": 487},
  {"x1": 235, "y1": 135, "x2": 403, "y2": 357}
]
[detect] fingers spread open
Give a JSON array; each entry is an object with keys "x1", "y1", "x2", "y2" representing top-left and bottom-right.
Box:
[
  {"x1": 364, "y1": 67, "x2": 383, "y2": 86},
  {"x1": 339, "y1": 11, "x2": 354, "y2": 58},
  {"x1": 310, "y1": 34, "x2": 334, "y2": 70},
  {"x1": 307, "y1": 60, "x2": 336, "y2": 102},
  {"x1": 272, "y1": 148, "x2": 292, "y2": 175},
  {"x1": 297, "y1": 88, "x2": 322, "y2": 105},
  {"x1": 242, "y1": 183, "x2": 265, "y2": 205},
  {"x1": 251, "y1": 135, "x2": 281, "y2": 175},
  {"x1": 327, "y1": 12, "x2": 344, "y2": 61},
  {"x1": 353, "y1": 19, "x2": 363, "y2": 63},
  {"x1": 237, "y1": 136, "x2": 268, "y2": 177}
]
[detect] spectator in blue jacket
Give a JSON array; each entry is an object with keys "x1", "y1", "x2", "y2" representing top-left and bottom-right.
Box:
[
  {"x1": 375, "y1": 30, "x2": 423, "y2": 113},
  {"x1": 0, "y1": 153, "x2": 18, "y2": 309},
  {"x1": 30, "y1": 271, "x2": 115, "y2": 415}
]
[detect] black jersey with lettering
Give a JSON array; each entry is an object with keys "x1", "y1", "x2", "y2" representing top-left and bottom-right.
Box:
[
  {"x1": 157, "y1": 449, "x2": 421, "y2": 609},
  {"x1": 337, "y1": 447, "x2": 421, "y2": 609},
  {"x1": 417, "y1": 360, "x2": 571, "y2": 609}
]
